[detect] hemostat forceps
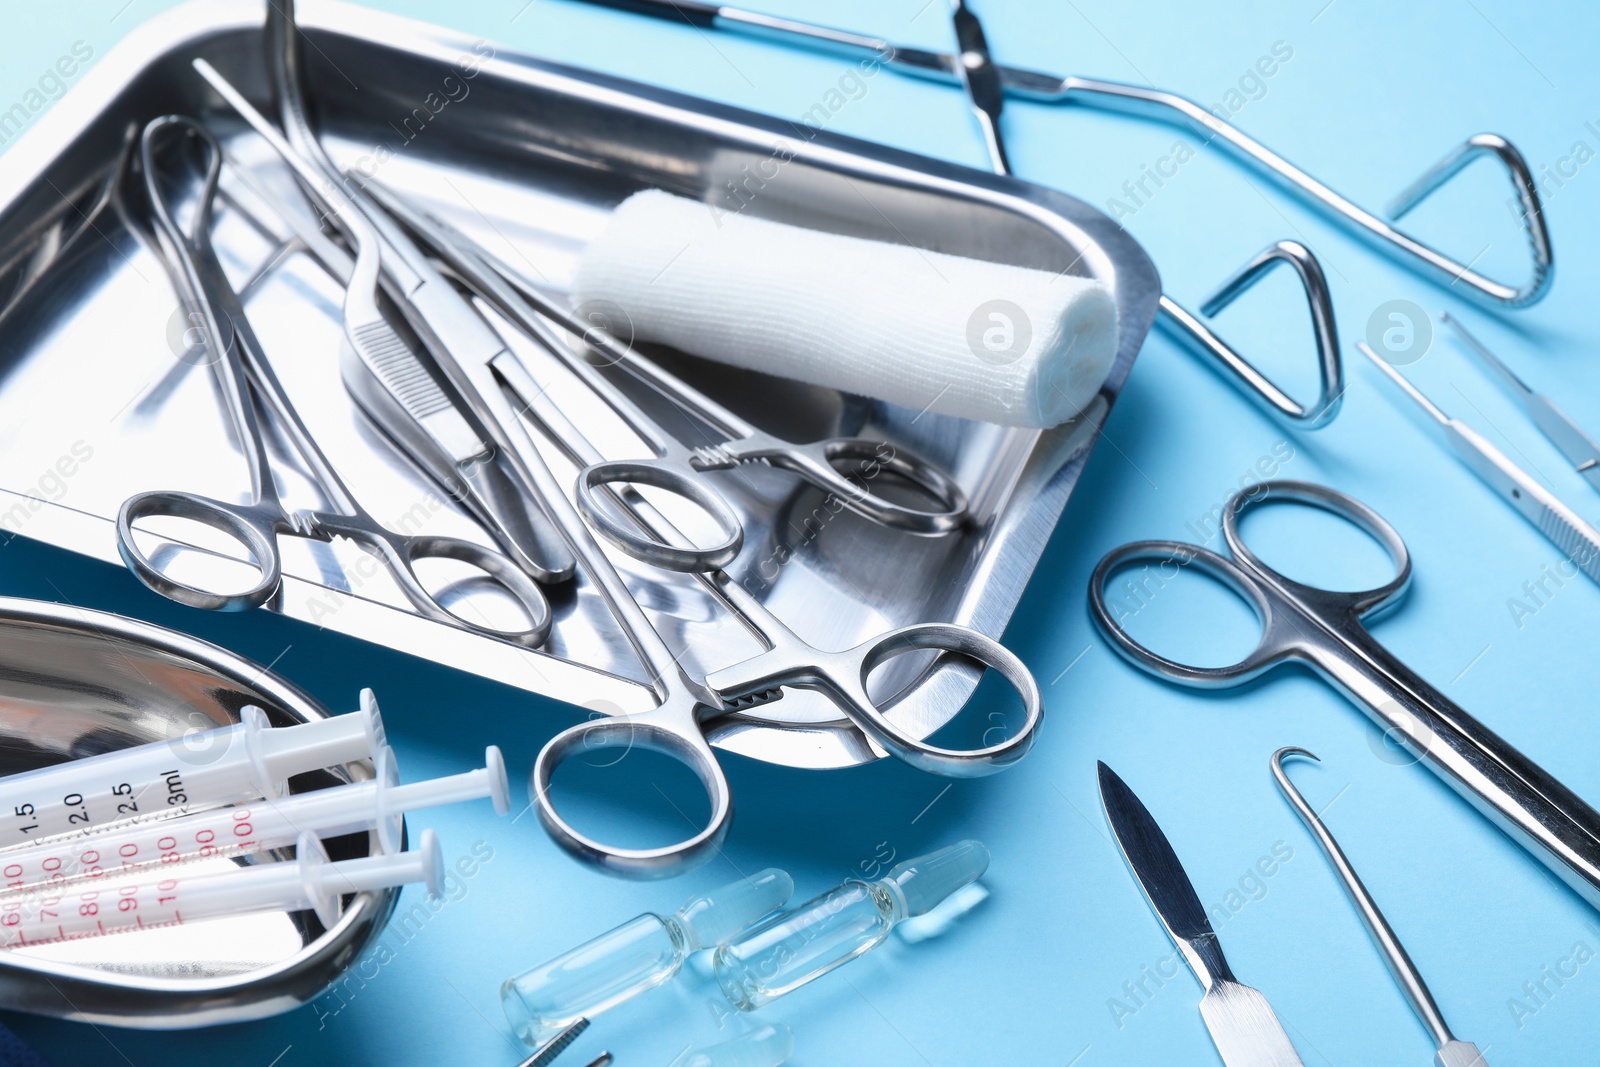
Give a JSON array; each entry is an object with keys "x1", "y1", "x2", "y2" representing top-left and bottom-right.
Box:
[
  {"x1": 266, "y1": 0, "x2": 964, "y2": 536},
  {"x1": 364, "y1": 182, "x2": 971, "y2": 539},
  {"x1": 1088, "y1": 479, "x2": 1600, "y2": 913},
  {"x1": 118, "y1": 116, "x2": 551, "y2": 644},
  {"x1": 492, "y1": 332, "x2": 1040, "y2": 875},
  {"x1": 222, "y1": 3, "x2": 581, "y2": 585}
]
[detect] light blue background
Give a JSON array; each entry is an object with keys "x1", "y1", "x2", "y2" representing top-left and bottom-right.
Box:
[{"x1": 3, "y1": 1, "x2": 1600, "y2": 1064}]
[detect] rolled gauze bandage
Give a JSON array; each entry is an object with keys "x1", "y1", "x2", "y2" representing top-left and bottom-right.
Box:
[{"x1": 571, "y1": 190, "x2": 1118, "y2": 428}]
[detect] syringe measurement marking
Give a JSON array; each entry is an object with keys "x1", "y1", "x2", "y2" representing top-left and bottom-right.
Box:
[
  {"x1": 0, "y1": 876, "x2": 186, "y2": 949},
  {"x1": 4, "y1": 767, "x2": 192, "y2": 845},
  {"x1": 0, "y1": 808, "x2": 255, "y2": 897}
]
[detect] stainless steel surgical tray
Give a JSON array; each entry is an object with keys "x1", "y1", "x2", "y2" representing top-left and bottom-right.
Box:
[{"x1": 0, "y1": 0, "x2": 1160, "y2": 769}]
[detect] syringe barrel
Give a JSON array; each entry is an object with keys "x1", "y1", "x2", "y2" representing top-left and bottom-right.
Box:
[
  {"x1": 0, "y1": 702, "x2": 382, "y2": 848},
  {"x1": 0, "y1": 781, "x2": 383, "y2": 897},
  {"x1": 0, "y1": 831, "x2": 435, "y2": 951},
  {"x1": 0, "y1": 848, "x2": 309, "y2": 949},
  {"x1": 501, "y1": 914, "x2": 688, "y2": 1048}
]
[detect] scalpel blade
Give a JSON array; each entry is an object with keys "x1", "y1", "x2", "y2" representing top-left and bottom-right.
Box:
[{"x1": 1098, "y1": 763, "x2": 1304, "y2": 1067}]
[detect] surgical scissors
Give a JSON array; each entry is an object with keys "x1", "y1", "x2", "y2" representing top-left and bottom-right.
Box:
[
  {"x1": 363, "y1": 182, "x2": 971, "y2": 549},
  {"x1": 1088, "y1": 479, "x2": 1600, "y2": 913},
  {"x1": 117, "y1": 116, "x2": 552, "y2": 644},
  {"x1": 495, "y1": 336, "x2": 1039, "y2": 875}
]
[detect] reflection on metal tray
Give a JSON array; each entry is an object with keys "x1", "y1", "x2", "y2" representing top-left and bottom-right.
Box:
[
  {"x1": 0, "y1": 0, "x2": 1159, "y2": 770},
  {"x1": 0, "y1": 596, "x2": 390, "y2": 1028}
]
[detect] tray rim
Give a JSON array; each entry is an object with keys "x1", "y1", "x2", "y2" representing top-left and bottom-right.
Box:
[{"x1": 0, "y1": 0, "x2": 1161, "y2": 753}]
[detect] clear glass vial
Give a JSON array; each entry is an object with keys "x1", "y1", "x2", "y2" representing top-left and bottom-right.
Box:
[
  {"x1": 502, "y1": 868, "x2": 792, "y2": 1047},
  {"x1": 713, "y1": 840, "x2": 990, "y2": 1011},
  {"x1": 682, "y1": 1023, "x2": 795, "y2": 1067}
]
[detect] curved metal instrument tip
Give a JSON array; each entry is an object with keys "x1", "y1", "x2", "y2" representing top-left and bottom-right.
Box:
[{"x1": 1270, "y1": 746, "x2": 1319, "y2": 773}]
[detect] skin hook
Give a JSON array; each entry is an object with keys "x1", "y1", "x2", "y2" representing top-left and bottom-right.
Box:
[{"x1": 1271, "y1": 747, "x2": 1487, "y2": 1067}]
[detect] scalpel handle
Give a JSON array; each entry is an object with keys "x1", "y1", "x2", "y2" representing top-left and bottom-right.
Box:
[{"x1": 570, "y1": 0, "x2": 896, "y2": 64}]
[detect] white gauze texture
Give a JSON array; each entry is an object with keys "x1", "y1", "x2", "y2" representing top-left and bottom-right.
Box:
[{"x1": 571, "y1": 190, "x2": 1119, "y2": 428}]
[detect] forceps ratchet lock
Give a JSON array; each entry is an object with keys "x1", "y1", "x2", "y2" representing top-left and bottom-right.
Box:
[
  {"x1": 489, "y1": 309, "x2": 1041, "y2": 875},
  {"x1": 116, "y1": 116, "x2": 553, "y2": 644},
  {"x1": 1088, "y1": 479, "x2": 1600, "y2": 913}
]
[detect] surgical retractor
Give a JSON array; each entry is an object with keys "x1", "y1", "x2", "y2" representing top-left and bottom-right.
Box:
[
  {"x1": 714, "y1": 840, "x2": 990, "y2": 1011},
  {"x1": 1272, "y1": 748, "x2": 1487, "y2": 1067},
  {"x1": 501, "y1": 868, "x2": 794, "y2": 1046}
]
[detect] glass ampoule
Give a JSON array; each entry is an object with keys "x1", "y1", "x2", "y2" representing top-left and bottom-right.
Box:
[
  {"x1": 502, "y1": 868, "x2": 793, "y2": 1047},
  {"x1": 682, "y1": 1023, "x2": 794, "y2": 1067},
  {"x1": 713, "y1": 840, "x2": 989, "y2": 1011}
]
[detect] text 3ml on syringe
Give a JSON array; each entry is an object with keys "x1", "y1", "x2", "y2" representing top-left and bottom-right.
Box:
[{"x1": 0, "y1": 698, "x2": 384, "y2": 848}]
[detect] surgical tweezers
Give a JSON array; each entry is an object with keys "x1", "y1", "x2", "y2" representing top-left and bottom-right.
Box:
[
  {"x1": 1443, "y1": 312, "x2": 1600, "y2": 496},
  {"x1": 1359, "y1": 341, "x2": 1600, "y2": 584}
]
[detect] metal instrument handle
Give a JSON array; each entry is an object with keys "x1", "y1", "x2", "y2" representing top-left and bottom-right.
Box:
[
  {"x1": 1088, "y1": 538, "x2": 1284, "y2": 687},
  {"x1": 1095, "y1": 478, "x2": 1600, "y2": 910},
  {"x1": 305, "y1": 512, "x2": 552, "y2": 646},
  {"x1": 116, "y1": 491, "x2": 283, "y2": 613},
  {"x1": 704, "y1": 621, "x2": 1042, "y2": 778},
  {"x1": 529, "y1": 693, "x2": 733, "y2": 879},
  {"x1": 704, "y1": 434, "x2": 969, "y2": 535},
  {"x1": 494, "y1": 353, "x2": 748, "y2": 574},
  {"x1": 575, "y1": 460, "x2": 743, "y2": 573}
]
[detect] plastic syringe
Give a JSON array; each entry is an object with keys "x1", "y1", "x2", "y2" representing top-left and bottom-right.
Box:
[
  {"x1": 0, "y1": 747, "x2": 507, "y2": 897},
  {"x1": 0, "y1": 830, "x2": 441, "y2": 951},
  {"x1": 0, "y1": 690, "x2": 386, "y2": 848}
]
